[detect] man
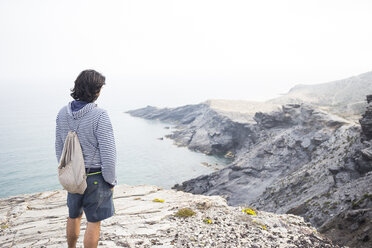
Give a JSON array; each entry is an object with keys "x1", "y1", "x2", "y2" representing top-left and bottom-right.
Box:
[{"x1": 55, "y1": 69, "x2": 117, "y2": 247}]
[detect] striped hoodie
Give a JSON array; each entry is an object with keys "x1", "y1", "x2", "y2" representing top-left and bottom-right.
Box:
[{"x1": 55, "y1": 101, "x2": 117, "y2": 186}]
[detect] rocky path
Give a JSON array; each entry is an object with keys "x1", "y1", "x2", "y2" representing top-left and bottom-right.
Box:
[{"x1": 0, "y1": 185, "x2": 341, "y2": 247}]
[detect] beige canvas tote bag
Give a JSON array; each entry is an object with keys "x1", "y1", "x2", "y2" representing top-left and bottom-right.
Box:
[
  {"x1": 58, "y1": 129, "x2": 87, "y2": 194},
  {"x1": 57, "y1": 108, "x2": 91, "y2": 194}
]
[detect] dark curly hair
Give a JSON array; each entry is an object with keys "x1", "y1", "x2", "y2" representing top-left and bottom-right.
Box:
[{"x1": 70, "y1": 69, "x2": 106, "y2": 102}]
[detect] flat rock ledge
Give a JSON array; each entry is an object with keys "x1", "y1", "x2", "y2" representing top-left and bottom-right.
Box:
[{"x1": 0, "y1": 185, "x2": 341, "y2": 248}]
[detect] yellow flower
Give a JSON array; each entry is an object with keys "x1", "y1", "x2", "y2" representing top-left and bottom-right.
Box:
[
  {"x1": 203, "y1": 218, "x2": 212, "y2": 224},
  {"x1": 242, "y1": 208, "x2": 256, "y2": 216},
  {"x1": 153, "y1": 198, "x2": 165, "y2": 203}
]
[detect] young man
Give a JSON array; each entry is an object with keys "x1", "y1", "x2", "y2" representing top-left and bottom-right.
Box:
[{"x1": 55, "y1": 69, "x2": 117, "y2": 248}]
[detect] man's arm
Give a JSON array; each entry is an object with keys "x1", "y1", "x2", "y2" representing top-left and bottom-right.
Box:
[
  {"x1": 96, "y1": 110, "x2": 117, "y2": 187},
  {"x1": 55, "y1": 113, "x2": 63, "y2": 163}
]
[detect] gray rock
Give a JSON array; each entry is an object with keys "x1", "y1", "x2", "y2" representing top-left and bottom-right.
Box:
[
  {"x1": 361, "y1": 147, "x2": 372, "y2": 160},
  {"x1": 360, "y1": 98, "x2": 372, "y2": 140},
  {"x1": 127, "y1": 82, "x2": 372, "y2": 247}
]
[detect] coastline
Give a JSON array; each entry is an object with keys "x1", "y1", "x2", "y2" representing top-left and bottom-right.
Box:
[{"x1": 0, "y1": 112, "x2": 228, "y2": 199}]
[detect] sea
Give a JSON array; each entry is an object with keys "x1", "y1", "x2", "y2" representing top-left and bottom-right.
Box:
[{"x1": 0, "y1": 81, "x2": 231, "y2": 198}]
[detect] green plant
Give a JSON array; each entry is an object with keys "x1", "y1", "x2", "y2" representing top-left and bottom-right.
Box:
[
  {"x1": 352, "y1": 193, "x2": 372, "y2": 208},
  {"x1": 363, "y1": 193, "x2": 372, "y2": 200},
  {"x1": 203, "y1": 218, "x2": 212, "y2": 224},
  {"x1": 252, "y1": 219, "x2": 267, "y2": 230},
  {"x1": 175, "y1": 208, "x2": 196, "y2": 218},
  {"x1": 321, "y1": 192, "x2": 331, "y2": 198},
  {"x1": 330, "y1": 202, "x2": 338, "y2": 209}
]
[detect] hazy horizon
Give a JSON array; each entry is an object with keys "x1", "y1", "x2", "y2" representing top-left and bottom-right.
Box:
[
  {"x1": 2, "y1": 69, "x2": 371, "y2": 113},
  {"x1": 1, "y1": 0, "x2": 372, "y2": 110}
]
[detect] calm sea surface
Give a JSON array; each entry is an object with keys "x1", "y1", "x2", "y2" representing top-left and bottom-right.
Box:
[{"x1": 0, "y1": 83, "x2": 230, "y2": 198}]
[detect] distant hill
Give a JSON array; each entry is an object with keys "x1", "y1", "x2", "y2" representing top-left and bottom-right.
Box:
[
  {"x1": 204, "y1": 71, "x2": 372, "y2": 123},
  {"x1": 268, "y1": 71, "x2": 372, "y2": 119},
  {"x1": 204, "y1": 99, "x2": 281, "y2": 123}
]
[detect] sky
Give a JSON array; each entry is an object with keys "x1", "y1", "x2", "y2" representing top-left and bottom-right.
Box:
[{"x1": 1, "y1": 0, "x2": 372, "y2": 109}]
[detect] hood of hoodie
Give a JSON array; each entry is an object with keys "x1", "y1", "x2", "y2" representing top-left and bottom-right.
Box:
[
  {"x1": 71, "y1": 100, "x2": 89, "y2": 112},
  {"x1": 67, "y1": 101, "x2": 97, "y2": 120}
]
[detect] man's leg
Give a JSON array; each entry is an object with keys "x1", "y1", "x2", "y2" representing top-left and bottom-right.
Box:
[
  {"x1": 66, "y1": 214, "x2": 82, "y2": 248},
  {"x1": 84, "y1": 221, "x2": 101, "y2": 248}
]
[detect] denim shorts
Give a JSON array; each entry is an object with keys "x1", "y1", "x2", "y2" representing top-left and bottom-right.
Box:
[{"x1": 67, "y1": 173, "x2": 115, "y2": 222}]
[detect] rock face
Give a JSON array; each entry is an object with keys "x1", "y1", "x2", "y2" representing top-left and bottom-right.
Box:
[
  {"x1": 127, "y1": 93, "x2": 372, "y2": 247},
  {"x1": 128, "y1": 104, "x2": 250, "y2": 156},
  {"x1": 360, "y1": 95, "x2": 372, "y2": 140},
  {"x1": 318, "y1": 178, "x2": 372, "y2": 248},
  {"x1": 0, "y1": 185, "x2": 340, "y2": 248},
  {"x1": 313, "y1": 95, "x2": 372, "y2": 247}
]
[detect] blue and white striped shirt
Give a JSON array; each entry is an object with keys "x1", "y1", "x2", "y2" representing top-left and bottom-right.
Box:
[{"x1": 55, "y1": 102, "x2": 117, "y2": 186}]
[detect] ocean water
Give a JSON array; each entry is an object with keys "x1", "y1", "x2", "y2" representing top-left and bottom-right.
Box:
[{"x1": 0, "y1": 83, "x2": 230, "y2": 198}]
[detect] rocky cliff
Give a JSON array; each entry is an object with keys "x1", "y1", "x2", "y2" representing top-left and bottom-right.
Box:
[
  {"x1": 0, "y1": 185, "x2": 340, "y2": 247},
  {"x1": 315, "y1": 95, "x2": 372, "y2": 247},
  {"x1": 127, "y1": 90, "x2": 372, "y2": 247}
]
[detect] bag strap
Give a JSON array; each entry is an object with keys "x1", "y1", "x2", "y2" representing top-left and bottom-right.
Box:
[
  {"x1": 65, "y1": 107, "x2": 99, "y2": 175},
  {"x1": 65, "y1": 108, "x2": 84, "y2": 132}
]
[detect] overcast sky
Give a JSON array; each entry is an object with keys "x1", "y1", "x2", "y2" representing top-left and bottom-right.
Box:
[{"x1": 1, "y1": 0, "x2": 371, "y2": 108}]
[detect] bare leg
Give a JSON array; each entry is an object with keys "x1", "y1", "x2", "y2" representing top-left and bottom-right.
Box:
[
  {"x1": 84, "y1": 221, "x2": 101, "y2": 248},
  {"x1": 66, "y1": 214, "x2": 82, "y2": 248}
]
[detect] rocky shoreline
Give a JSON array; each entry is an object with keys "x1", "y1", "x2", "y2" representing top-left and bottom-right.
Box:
[
  {"x1": 0, "y1": 185, "x2": 341, "y2": 248},
  {"x1": 127, "y1": 77, "x2": 372, "y2": 248}
]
